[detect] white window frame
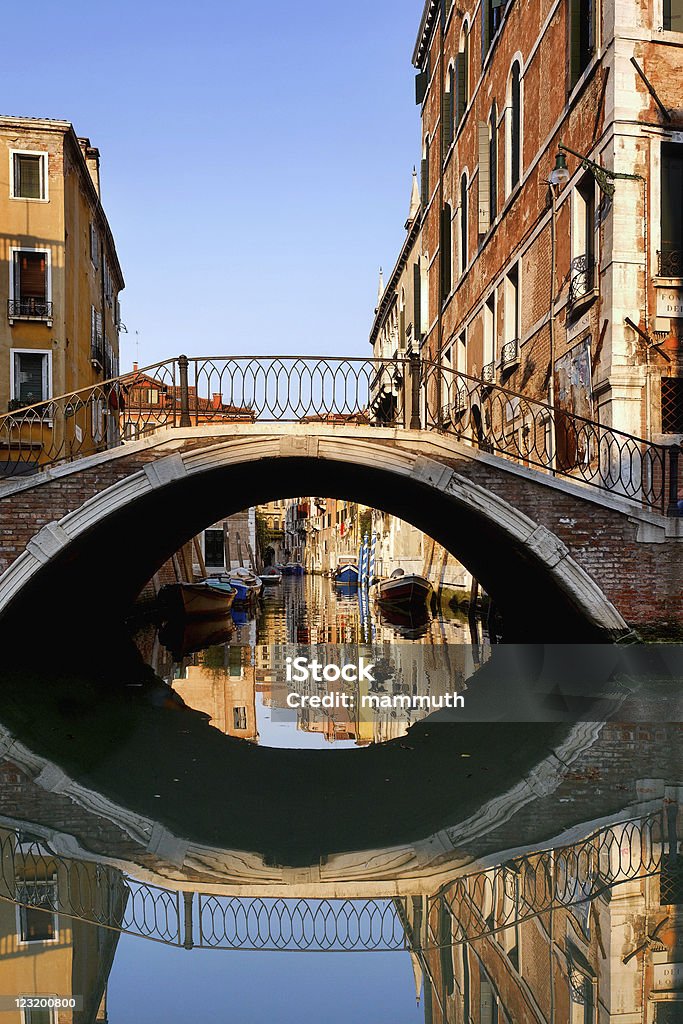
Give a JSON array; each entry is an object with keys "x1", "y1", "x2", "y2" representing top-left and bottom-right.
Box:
[
  {"x1": 504, "y1": 54, "x2": 524, "y2": 199},
  {"x1": 15, "y1": 876, "x2": 59, "y2": 945},
  {"x1": 9, "y1": 246, "x2": 52, "y2": 305},
  {"x1": 10, "y1": 349, "x2": 53, "y2": 406},
  {"x1": 10, "y1": 149, "x2": 49, "y2": 202},
  {"x1": 21, "y1": 1004, "x2": 58, "y2": 1024}
]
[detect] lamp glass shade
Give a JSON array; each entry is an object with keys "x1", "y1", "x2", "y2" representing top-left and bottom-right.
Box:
[{"x1": 549, "y1": 151, "x2": 570, "y2": 186}]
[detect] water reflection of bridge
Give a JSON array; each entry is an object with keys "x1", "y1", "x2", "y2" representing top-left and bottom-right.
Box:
[{"x1": 0, "y1": 813, "x2": 671, "y2": 954}]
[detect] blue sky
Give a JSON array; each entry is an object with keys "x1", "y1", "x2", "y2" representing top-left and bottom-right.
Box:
[
  {"x1": 109, "y1": 934, "x2": 424, "y2": 1022},
  {"x1": 1, "y1": 0, "x2": 422, "y2": 369}
]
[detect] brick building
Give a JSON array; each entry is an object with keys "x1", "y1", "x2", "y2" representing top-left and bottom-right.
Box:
[{"x1": 372, "y1": 0, "x2": 683, "y2": 453}]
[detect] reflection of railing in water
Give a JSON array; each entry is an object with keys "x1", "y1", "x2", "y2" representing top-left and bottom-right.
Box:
[
  {"x1": 0, "y1": 813, "x2": 671, "y2": 953},
  {"x1": 426, "y1": 812, "x2": 665, "y2": 949}
]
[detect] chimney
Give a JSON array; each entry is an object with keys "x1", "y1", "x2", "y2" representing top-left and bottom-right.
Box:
[
  {"x1": 133, "y1": 362, "x2": 138, "y2": 372},
  {"x1": 78, "y1": 137, "x2": 101, "y2": 197},
  {"x1": 212, "y1": 393, "x2": 222, "y2": 409}
]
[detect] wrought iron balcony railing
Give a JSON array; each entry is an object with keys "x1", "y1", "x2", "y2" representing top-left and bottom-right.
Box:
[
  {"x1": 501, "y1": 338, "x2": 520, "y2": 370},
  {"x1": 657, "y1": 248, "x2": 682, "y2": 277},
  {"x1": 8, "y1": 298, "x2": 53, "y2": 322},
  {"x1": 481, "y1": 361, "x2": 496, "y2": 386},
  {"x1": 568, "y1": 254, "x2": 596, "y2": 310}
]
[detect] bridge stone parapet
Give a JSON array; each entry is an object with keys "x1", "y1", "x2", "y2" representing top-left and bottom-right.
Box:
[{"x1": 0, "y1": 423, "x2": 680, "y2": 639}]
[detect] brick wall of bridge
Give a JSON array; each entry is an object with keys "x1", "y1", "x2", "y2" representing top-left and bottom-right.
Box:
[{"x1": 0, "y1": 434, "x2": 679, "y2": 636}]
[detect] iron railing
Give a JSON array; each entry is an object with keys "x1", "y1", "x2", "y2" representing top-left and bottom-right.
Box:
[
  {"x1": 0, "y1": 812, "x2": 670, "y2": 953},
  {"x1": 426, "y1": 812, "x2": 665, "y2": 949},
  {"x1": 7, "y1": 298, "x2": 53, "y2": 321},
  {"x1": 501, "y1": 338, "x2": 520, "y2": 370},
  {"x1": 422, "y1": 360, "x2": 681, "y2": 515},
  {"x1": 568, "y1": 253, "x2": 596, "y2": 310},
  {"x1": 0, "y1": 354, "x2": 679, "y2": 515},
  {"x1": 657, "y1": 248, "x2": 682, "y2": 277}
]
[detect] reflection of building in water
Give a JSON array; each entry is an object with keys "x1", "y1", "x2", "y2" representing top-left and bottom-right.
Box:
[
  {"x1": 403, "y1": 801, "x2": 683, "y2": 1024},
  {"x1": 256, "y1": 501, "x2": 287, "y2": 565},
  {"x1": 172, "y1": 646, "x2": 258, "y2": 742},
  {"x1": 0, "y1": 826, "x2": 120, "y2": 1024}
]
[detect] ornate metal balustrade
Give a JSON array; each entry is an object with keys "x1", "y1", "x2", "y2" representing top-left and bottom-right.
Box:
[
  {"x1": 422, "y1": 360, "x2": 681, "y2": 516},
  {"x1": 568, "y1": 254, "x2": 596, "y2": 310},
  {"x1": 657, "y1": 249, "x2": 682, "y2": 277},
  {"x1": 425, "y1": 812, "x2": 665, "y2": 950},
  {"x1": 0, "y1": 354, "x2": 679, "y2": 516},
  {"x1": 7, "y1": 298, "x2": 54, "y2": 322},
  {"x1": 0, "y1": 813, "x2": 670, "y2": 953}
]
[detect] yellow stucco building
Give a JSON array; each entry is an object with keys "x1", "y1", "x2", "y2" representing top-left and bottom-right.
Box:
[{"x1": 0, "y1": 116, "x2": 124, "y2": 471}]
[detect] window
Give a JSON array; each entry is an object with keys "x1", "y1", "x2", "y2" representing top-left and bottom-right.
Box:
[
  {"x1": 482, "y1": 0, "x2": 505, "y2": 63},
  {"x1": 489, "y1": 104, "x2": 498, "y2": 222},
  {"x1": 10, "y1": 249, "x2": 50, "y2": 318},
  {"x1": 484, "y1": 294, "x2": 496, "y2": 373},
  {"x1": 441, "y1": 203, "x2": 452, "y2": 300},
  {"x1": 91, "y1": 306, "x2": 104, "y2": 366},
  {"x1": 661, "y1": 378, "x2": 683, "y2": 433},
  {"x1": 478, "y1": 121, "x2": 492, "y2": 236},
  {"x1": 204, "y1": 529, "x2": 225, "y2": 568},
  {"x1": 11, "y1": 351, "x2": 51, "y2": 406},
  {"x1": 233, "y1": 706, "x2": 247, "y2": 730},
  {"x1": 507, "y1": 60, "x2": 522, "y2": 194},
  {"x1": 16, "y1": 876, "x2": 58, "y2": 942},
  {"x1": 504, "y1": 266, "x2": 519, "y2": 343},
  {"x1": 11, "y1": 151, "x2": 47, "y2": 200},
  {"x1": 664, "y1": 0, "x2": 682, "y2": 30},
  {"x1": 90, "y1": 223, "x2": 100, "y2": 268},
  {"x1": 460, "y1": 174, "x2": 469, "y2": 274},
  {"x1": 455, "y1": 24, "x2": 470, "y2": 126},
  {"x1": 412, "y1": 261, "x2": 422, "y2": 344},
  {"x1": 421, "y1": 137, "x2": 430, "y2": 207},
  {"x1": 569, "y1": 0, "x2": 595, "y2": 89},
  {"x1": 399, "y1": 288, "x2": 406, "y2": 349},
  {"x1": 443, "y1": 65, "x2": 455, "y2": 151},
  {"x1": 570, "y1": 175, "x2": 596, "y2": 309},
  {"x1": 660, "y1": 142, "x2": 683, "y2": 273}
]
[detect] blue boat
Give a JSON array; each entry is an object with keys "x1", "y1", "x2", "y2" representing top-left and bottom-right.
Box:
[
  {"x1": 283, "y1": 562, "x2": 305, "y2": 577},
  {"x1": 334, "y1": 562, "x2": 359, "y2": 586}
]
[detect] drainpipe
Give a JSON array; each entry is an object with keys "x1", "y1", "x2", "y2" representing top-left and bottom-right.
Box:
[
  {"x1": 549, "y1": 184, "x2": 558, "y2": 474},
  {"x1": 436, "y1": 0, "x2": 446, "y2": 421}
]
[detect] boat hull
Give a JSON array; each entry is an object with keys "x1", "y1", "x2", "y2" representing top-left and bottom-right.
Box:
[
  {"x1": 158, "y1": 582, "x2": 235, "y2": 620},
  {"x1": 259, "y1": 571, "x2": 282, "y2": 585},
  {"x1": 373, "y1": 574, "x2": 433, "y2": 610},
  {"x1": 334, "y1": 565, "x2": 359, "y2": 586}
]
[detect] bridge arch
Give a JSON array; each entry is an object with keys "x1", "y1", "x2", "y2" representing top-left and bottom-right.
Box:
[{"x1": 0, "y1": 426, "x2": 629, "y2": 640}]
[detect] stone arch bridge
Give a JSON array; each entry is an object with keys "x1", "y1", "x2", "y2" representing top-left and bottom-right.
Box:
[{"x1": 0, "y1": 355, "x2": 680, "y2": 640}]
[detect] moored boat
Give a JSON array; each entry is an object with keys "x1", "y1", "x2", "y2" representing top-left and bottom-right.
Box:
[
  {"x1": 282, "y1": 562, "x2": 305, "y2": 577},
  {"x1": 371, "y1": 568, "x2": 433, "y2": 610},
  {"x1": 158, "y1": 581, "x2": 236, "y2": 620},
  {"x1": 259, "y1": 566, "x2": 283, "y2": 585},
  {"x1": 212, "y1": 567, "x2": 263, "y2": 603},
  {"x1": 333, "y1": 560, "x2": 359, "y2": 587}
]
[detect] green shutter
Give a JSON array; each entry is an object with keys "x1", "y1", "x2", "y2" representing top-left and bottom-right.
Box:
[
  {"x1": 482, "y1": 0, "x2": 490, "y2": 60},
  {"x1": 420, "y1": 158, "x2": 428, "y2": 207},
  {"x1": 441, "y1": 205, "x2": 452, "y2": 300},
  {"x1": 511, "y1": 64, "x2": 521, "y2": 187},
  {"x1": 442, "y1": 90, "x2": 452, "y2": 150},
  {"x1": 456, "y1": 54, "x2": 466, "y2": 124},
  {"x1": 413, "y1": 262, "x2": 422, "y2": 342},
  {"x1": 415, "y1": 70, "x2": 428, "y2": 105},
  {"x1": 569, "y1": 0, "x2": 582, "y2": 87}
]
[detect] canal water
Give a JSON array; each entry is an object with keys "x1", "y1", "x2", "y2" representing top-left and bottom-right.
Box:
[{"x1": 0, "y1": 573, "x2": 680, "y2": 1022}]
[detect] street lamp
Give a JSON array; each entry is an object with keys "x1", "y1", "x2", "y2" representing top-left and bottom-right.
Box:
[
  {"x1": 555, "y1": 140, "x2": 644, "y2": 197},
  {"x1": 549, "y1": 150, "x2": 570, "y2": 188}
]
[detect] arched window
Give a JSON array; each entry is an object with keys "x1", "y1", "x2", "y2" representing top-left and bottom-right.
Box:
[
  {"x1": 456, "y1": 22, "x2": 470, "y2": 127},
  {"x1": 460, "y1": 174, "x2": 468, "y2": 274},
  {"x1": 507, "y1": 60, "x2": 522, "y2": 193},
  {"x1": 482, "y1": 0, "x2": 503, "y2": 63},
  {"x1": 399, "y1": 288, "x2": 406, "y2": 349},
  {"x1": 443, "y1": 64, "x2": 456, "y2": 150}
]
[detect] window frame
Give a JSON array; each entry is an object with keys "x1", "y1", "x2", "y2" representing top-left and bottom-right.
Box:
[
  {"x1": 9, "y1": 246, "x2": 52, "y2": 307},
  {"x1": 10, "y1": 149, "x2": 49, "y2": 202},
  {"x1": 10, "y1": 349, "x2": 53, "y2": 407},
  {"x1": 21, "y1": 1006, "x2": 58, "y2": 1024},
  {"x1": 15, "y1": 875, "x2": 59, "y2": 945}
]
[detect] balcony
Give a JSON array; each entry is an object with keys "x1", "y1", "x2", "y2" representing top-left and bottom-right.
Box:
[
  {"x1": 481, "y1": 362, "x2": 496, "y2": 387},
  {"x1": 567, "y1": 254, "x2": 596, "y2": 314},
  {"x1": 8, "y1": 298, "x2": 53, "y2": 326},
  {"x1": 501, "y1": 338, "x2": 520, "y2": 372},
  {"x1": 657, "y1": 249, "x2": 682, "y2": 278}
]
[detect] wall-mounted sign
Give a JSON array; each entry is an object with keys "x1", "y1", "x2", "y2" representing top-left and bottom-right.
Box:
[
  {"x1": 653, "y1": 963, "x2": 683, "y2": 991},
  {"x1": 656, "y1": 288, "x2": 683, "y2": 318},
  {"x1": 74, "y1": 424, "x2": 83, "y2": 443}
]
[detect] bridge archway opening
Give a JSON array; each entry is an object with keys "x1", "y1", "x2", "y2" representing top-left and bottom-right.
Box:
[{"x1": 2, "y1": 442, "x2": 626, "y2": 642}]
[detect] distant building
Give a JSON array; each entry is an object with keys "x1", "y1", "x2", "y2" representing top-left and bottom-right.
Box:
[{"x1": 0, "y1": 116, "x2": 124, "y2": 471}]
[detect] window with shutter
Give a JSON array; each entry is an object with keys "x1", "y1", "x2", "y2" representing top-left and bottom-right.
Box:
[
  {"x1": 478, "y1": 122, "x2": 491, "y2": 236},
  {"x1": 460, "y1": 175, "x2": 469, "y2": 273},
  {"x1": 13, "y1": 352, "x2": 49, "y2": 405},
  {"x1": 569, "y1": 0, "x2": 594, "y2": 89},
  {"x1": 421, "y1": 138, "x2": 430, "y2": 207},
  {"x1": 661, "y1": 378, "x2": 683, "y2": 433},
  {"x1": 661, "y1": 142, "x2": 683, "y2": 259},
  {"x1": 510, "y1": 62, "x2": 521, "y2": 189},
  {"x1": 441, "y1": 204, "x2": 452, "y2": 300},
  {"x1": 442, "y1": 88, "x2": 453, "y2": 151},
  {"x1": 489, "y1": 105, "x2": 498, "y2": 221},
  {"x1": 204, "y1": 528, "x2": 225, "y2": 568},
  {"x1": 90, "y1": 224, "x2": 100, "y2": 268},
  {"x1": 413, "y1": 262, "x2": 422, "y2": 343},
  {"x1": 12, "y1": 153, "x2": 46, "y2": 199},
  {"x1": 415, "y1": 69, "x2": 428, "y2": 104},
  {"x1": 14, "y1": 252, "x2": 47, "y2": 302}
]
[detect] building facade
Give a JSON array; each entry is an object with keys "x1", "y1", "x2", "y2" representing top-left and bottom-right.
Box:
[
  {"x1": 0, "y1": 117, "x2": 124, "y2": 469},
  {"x1": 375, "y1": 0, "x2": 683, "y2": 464}
]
